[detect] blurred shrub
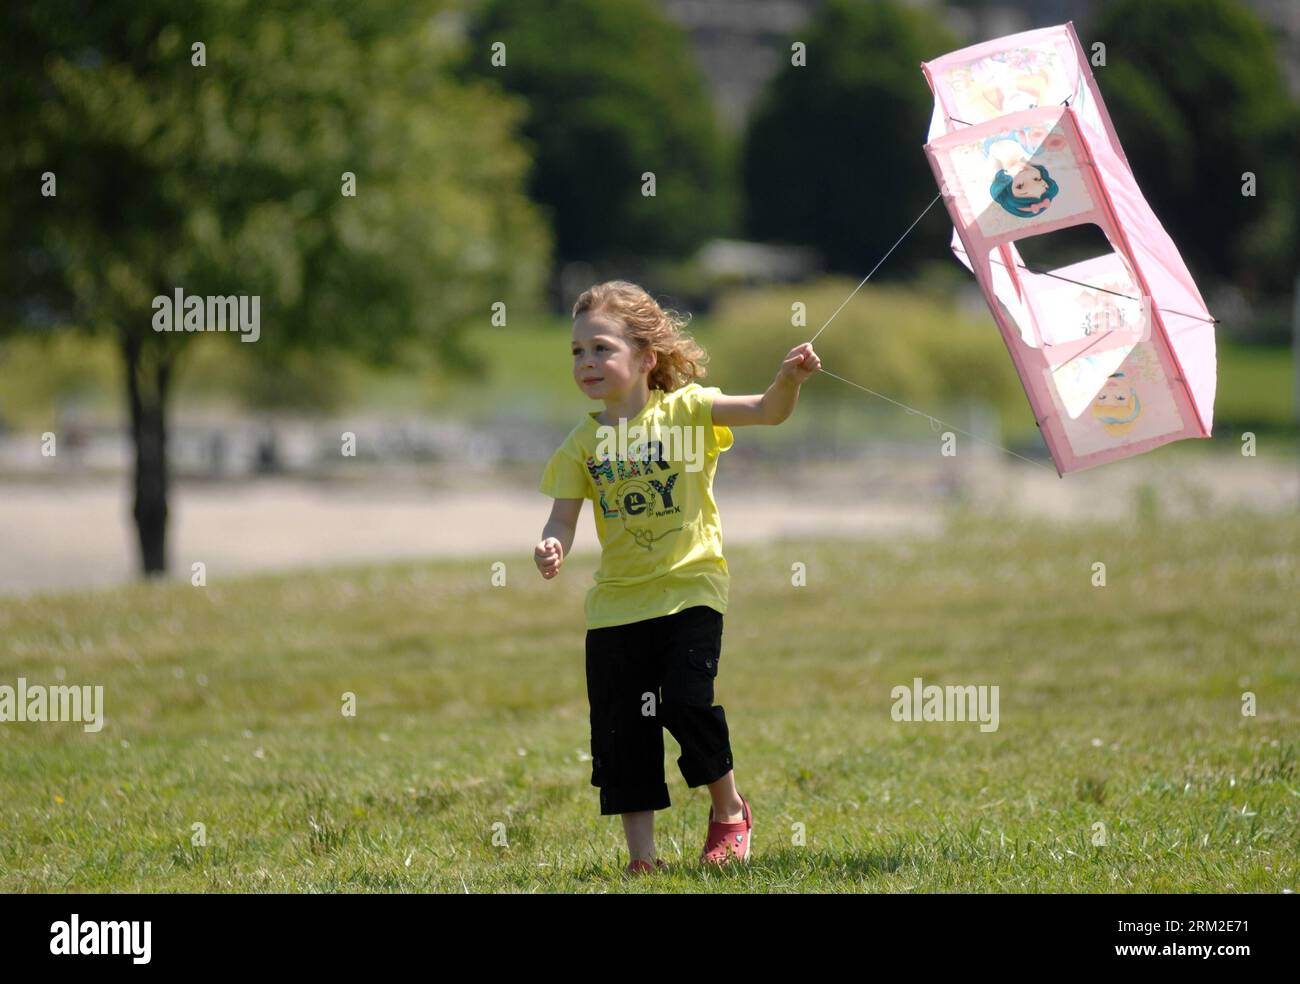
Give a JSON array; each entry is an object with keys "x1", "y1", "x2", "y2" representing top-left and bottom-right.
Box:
[
  {"x1": 0, "y1": 329, "x2": 121, "y2": 430},
  {"x1": 696, "y1": 278, "x2": 1028, "y2": 426},
  {"x1": 221, "y1": 350, "x2": 354, "y2": 414}
]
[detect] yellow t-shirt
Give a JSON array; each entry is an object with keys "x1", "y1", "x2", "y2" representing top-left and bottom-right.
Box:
[{"x1": 538, "y1": 382, "x2": 734, "y2": 630}]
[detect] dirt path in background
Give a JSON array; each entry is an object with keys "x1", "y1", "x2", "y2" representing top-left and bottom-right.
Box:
[
  {"x1": 0, "y1": 480, "x2": 943, "y2": 597},
  {"x1": 1, "y1": 453, "x2": 1295, "y2": 597}
]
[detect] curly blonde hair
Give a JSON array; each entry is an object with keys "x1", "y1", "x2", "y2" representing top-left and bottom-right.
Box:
[{"x1": 572, "y1": 280, "x2": 709, "y2": 392}]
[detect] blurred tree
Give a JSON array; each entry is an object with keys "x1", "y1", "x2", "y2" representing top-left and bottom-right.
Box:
[
  {"x1": 458, "y1": 0, "x2": 734, "y2": 266},
  {"x1": 0, "y1": 0, "x2": 550, "y2": 576},
  {"x1": 706, "y1": 279, "x2": 1025, "y2": 421},
  {"x1": 1089, "y1": 0, "x2": 1298, "y2": 299},
  {"x1": 740, "y1": 0, "x2": 958, "y2": 278}
]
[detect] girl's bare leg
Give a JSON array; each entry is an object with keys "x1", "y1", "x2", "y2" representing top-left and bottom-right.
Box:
[
  {"x1": 706, "y1": 771, "x2": 745, "y2": 821},
  {"x1": 621, "y1": 810, "x2": 656, "y2": 862}
]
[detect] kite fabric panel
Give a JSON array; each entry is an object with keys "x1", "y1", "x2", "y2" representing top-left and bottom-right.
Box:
[{"x1": 920, "y1": 23, "x2": 1217, "y2": 476}]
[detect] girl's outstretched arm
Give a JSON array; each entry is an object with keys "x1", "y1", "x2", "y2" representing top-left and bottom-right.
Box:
[{"x1": 712, "y1": 342, "x2": 821, "y2": 427}]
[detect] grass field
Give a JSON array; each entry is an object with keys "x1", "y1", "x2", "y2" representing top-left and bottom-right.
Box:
[{"x1": 1, "y1": 508, "x2": 1296, "y2": 892}]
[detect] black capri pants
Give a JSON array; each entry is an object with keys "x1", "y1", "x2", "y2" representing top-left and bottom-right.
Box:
[{"x1": 584, "y1": 604, "x2": 733, "y2": 815}]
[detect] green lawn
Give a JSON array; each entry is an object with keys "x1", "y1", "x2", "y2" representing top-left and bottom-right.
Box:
[
  {"x1": 1212, "y1": 340, "x2": 1295, "y2": 431},
  {"x1": 1, "y1": 509, "x2": 1296, "y2": 892}
]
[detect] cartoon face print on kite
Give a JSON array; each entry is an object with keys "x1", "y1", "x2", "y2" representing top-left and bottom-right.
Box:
[
  {"x1": 985, "y1": 130, "x2": 1059, "y2": 217},
  {"x1": 923, "y1": 25, "x2": 1216, "y2": 473},
  {"x1": 1090, "y1": 371, "x2": 1143, "y2": 436}
]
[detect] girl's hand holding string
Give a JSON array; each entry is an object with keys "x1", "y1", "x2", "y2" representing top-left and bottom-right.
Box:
[{"x1": 779, "y1": 342, "x2": 822, "y2": 385}]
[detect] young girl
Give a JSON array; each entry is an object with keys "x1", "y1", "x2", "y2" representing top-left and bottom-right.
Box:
[{"x1": 533, "y1": 280, "x2": 820, "y2": 874}]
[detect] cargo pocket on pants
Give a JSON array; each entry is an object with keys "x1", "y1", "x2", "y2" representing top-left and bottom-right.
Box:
[
  {"x1": 590, "y1": 721, "x2": 618, "y2": 788},
  {"x1": 682, "y1": 636, "x2": 720, "y2": 706}
]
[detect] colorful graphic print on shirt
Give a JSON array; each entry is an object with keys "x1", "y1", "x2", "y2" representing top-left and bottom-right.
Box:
[{"x1": 585, "y1": 439, "x2": 687, "y2": 551}]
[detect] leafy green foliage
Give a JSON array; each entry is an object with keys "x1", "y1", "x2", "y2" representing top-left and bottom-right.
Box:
[
  {"x1": 460, "y1": 0, "x2": 734, "y2": 264},
  {"x1": 1089, "y1": 0, "x2": 1299, "y2": 298},
  {"x1": 0, "y1": 0, "x2": 551, "y2": 366},
  {"x1": 740, "y1": 0, "x2": 959, "y2": 277}
]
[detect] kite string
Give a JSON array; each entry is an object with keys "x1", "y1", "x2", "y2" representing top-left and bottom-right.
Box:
[
  {"x1": 797, "y1": 88, "x2": 1217, "y2": 474},
  {"x1": 808, "y1": 192, "x2": 944, "y2": 344},
  {"x1": 801, "y1": 192, "x2": 1058, "y2": 473},
  {"x1": 802, "y1": 171, "x2": 1217, "y2": 472},
  {"x1": 941, "y1": 101, "x2": 1217, "y2": 327},
  {"x1": 815, "y1": 366, "x2": 1058, "y2": 473}
]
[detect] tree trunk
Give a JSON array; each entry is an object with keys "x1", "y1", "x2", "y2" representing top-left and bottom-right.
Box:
[{"x1": 123, "y1": 332, "x2": 174, "y2": 577}]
